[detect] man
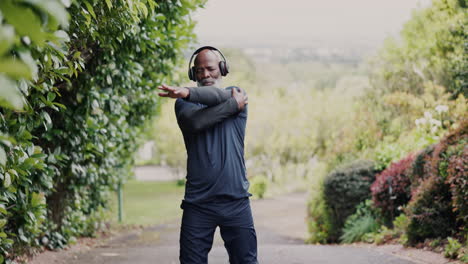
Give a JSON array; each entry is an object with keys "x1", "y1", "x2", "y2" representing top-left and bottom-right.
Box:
[{"x1": 158, "y1": 46, "x2": 258, "y2": 264}]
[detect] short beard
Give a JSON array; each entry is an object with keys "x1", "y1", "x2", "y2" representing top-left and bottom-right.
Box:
[{"x1": 197, "y1": 79, "x2": 221, "y2": 87}]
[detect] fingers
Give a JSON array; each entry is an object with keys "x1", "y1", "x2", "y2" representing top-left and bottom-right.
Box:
[
  {"x1": 157, "y1": 84, "x2": 176, "y2": 98},
  {"x1": 157, "y1": 84, "x2": 174, "y2": 92}
]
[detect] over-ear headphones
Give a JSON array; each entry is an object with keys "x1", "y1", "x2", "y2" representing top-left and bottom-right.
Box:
[{"x1": 188, "y1": 46, "x2": 229, "y2": 81}]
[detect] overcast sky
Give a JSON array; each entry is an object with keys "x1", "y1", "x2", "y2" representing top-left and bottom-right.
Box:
[{"x1": 193, "y1": 0, "x2": 432, "y2": 48}]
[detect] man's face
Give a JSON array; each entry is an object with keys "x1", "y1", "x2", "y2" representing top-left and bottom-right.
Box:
[{"x1": 194, "y1": 49, "x2": 222, "y2": 87}]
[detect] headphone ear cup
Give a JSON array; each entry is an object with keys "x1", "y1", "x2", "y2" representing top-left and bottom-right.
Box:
[
  {"x1": 189, "y1": 66, "x2": 196, "y2": 81},
  {"x1": 219, "y1": 61, "x2": 229, "y2": 76}
]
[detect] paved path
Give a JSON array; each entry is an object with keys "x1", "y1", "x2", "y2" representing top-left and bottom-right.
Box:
[{"x1": 61, "y1": 192, "x2": 420, "y2": 264}]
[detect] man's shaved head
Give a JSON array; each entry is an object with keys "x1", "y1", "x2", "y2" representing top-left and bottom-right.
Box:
[
  {"x1": 193, "y1": 49, "x2": 223, "y2": 87},
  {"x1": 194, "y1": 49, "x2": 221, "y2": 66}
]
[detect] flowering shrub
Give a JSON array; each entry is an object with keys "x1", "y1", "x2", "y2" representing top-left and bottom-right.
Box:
[
  {"x1": 414, "y1": 108, "x2": 448, "y2": 144},
  {"x1": 371, "y1": 153, "x2": 415, "y2": 223}
]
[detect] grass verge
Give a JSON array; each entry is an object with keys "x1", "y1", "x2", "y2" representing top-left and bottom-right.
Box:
[{"x1": 109, "y1": 180, "x2": 185, "y2": 226}]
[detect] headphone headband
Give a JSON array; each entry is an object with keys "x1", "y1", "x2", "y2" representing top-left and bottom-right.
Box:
[{"x1": 188, "y1": 46, "x2": 229, "y2": 81}]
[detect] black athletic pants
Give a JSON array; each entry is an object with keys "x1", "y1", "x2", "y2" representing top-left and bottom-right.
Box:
[{"x1": 179, "y1": 197, "x2": 258, "y2": 264}]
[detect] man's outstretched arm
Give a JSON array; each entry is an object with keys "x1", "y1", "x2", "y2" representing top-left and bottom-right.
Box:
[
  {"x1": 158, "y1": 84, "x2": 248, "y2": 133},
  {"x1": 159, "y1": 84, "x2": 241, "y2": 106}
]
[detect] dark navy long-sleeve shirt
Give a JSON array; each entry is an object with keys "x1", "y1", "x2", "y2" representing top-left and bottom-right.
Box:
[{"x1": 175, "y1": 86, "x2": 251, "y2": 204}]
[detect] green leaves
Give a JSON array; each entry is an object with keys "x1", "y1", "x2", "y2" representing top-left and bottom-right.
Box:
[
  {"x1": 0, "y1": 0, "x2": 206, "y2": 259},
  {"x1": 83, "y1": 1, "x2": 96, "y2": 20},
  {"x1": 3, "y1": 172, "x2": 11, "y2": 188},
  {"x1": 23, "y1": 0, "x2": 70, "y2": 29},
  {"x1": 0, "y1": 0, "x2": 46, "y2": 45},
  {"x1": 104, "y1": 0, "x2": 113, "y2": 10},
  {"x1": 0, "y1": 205, "x2": 7, "y2": 215},
  {"x1": 0, "y1": 59, "x2": 32, "y2": 80},
  {"x1": 0, "y1": 24, "x2": 15, "y2": 56},
  {"x1": 0, "y1": 74, "x2": 24, "y2": 110},
  {"x1": 40, "y1": 111, "x2": 53, "y2": 131},
  {"x1": 0, "y1": 147, "x2": 6, "y2": 166},
  {"x1": 30, "y1": 192, "x2": 45, "y2": 207}
]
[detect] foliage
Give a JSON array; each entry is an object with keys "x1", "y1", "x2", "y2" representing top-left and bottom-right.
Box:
[
  {"x1": 306, "y1": 0, "x2": 468, "y2": 246},
  {"x1": 366, "y1": 213, "x2": 410, "y2": 245},
  {"x1": 371, "y1": 153, "x2": 415, "y2": 223},
  {"x1": 327, "y1": 82, "x2": 466, "y2": 184},
  {"x1": 405, "y1": 174, "x2": 455, "y2": 244},
  {"x1": 306, "y1": 161, "x2": 331, "y2": 244},
  {"x1": 410, "y1": 144, "x2": 435, "y2": 188},
  {"x1": 373, "y1": 142, "x2": 405, "y2": 171},
  {"x1": 404, "y1": 122, "x2": 467, "y2": 245},
  {"x1": 369, "y1": 0, "x2": 467, "y2": 97},
  {"x1": 323, "y1": 160, "x2": 377, "y2": 242},
  {"x1": 306, "y1": 186, "x2": 331, "y2": 244},
  {"x1": 445, "y1": 127, "x2": 468, "y2": 229},
  {"x1": 460, "y1": 245, "x2": 468, "y2": 263},
  {"x1": 0, "y1": 0, "x2": 204, "y2": 260},
  {"x1": 249, "y1": 175, "x2": 268, "y2": 199},
  {"x1": 341, "y1": 215, "x2": 379, "y2": 244},
  {"x1": 340, "y1": 200, "x2": 381, "y2": 243},
  {"x1": 444, "y1": 237, "x2": 463, "y2": 259}
]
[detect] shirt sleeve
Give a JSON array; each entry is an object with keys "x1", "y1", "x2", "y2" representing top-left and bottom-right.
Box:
[
  {"x1": 175, "y1": 97, "x2": 240, "y2": 133},
  {"x1": 186, "y1": 86, "x2": 232, "y2": 106}
]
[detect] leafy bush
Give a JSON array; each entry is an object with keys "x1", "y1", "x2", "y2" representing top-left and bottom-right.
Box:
[
  {"x1": 404, "y1": 122, "x2": 466, "y2": 244},
  {"x1": 405, "y1": 174, "x2": 456, "y2": 245},
  {"x1": 445, "y1": 121, "x2": 468, "y2": 230},
  {"x1": 374, "y1": 143, "x2": 405, "y2": 171},
  {"x1": 249, "y1": 175, "x2": 268, "y2": 199},
  {"x1": 0, "y1": 0, "x2": 204, "y2": 260},
  {"x1": 371, "y1": 153, "x2": 415, "y2": 223},
  {"x1": 367, "y1": 213, "x2": 410, "y2": 245},
  {"x1": 306, "y1": 161, "x2": 332, "y2": 244},
  {"x1": 392, "y1": 213, "x2": 410, "y2": 238},
  {"x1": 340, "y1": 200, "x2": 381, "y2": 243},
  {"x1": 460, "y1": 244, "x2": 468, "y2": 263},
  {"x1": 307, "y1": 188, "x2": 331, "y2": 244},
  {"x1": 444, "y1": 237, "x2": 462, "y2": 259},
  {"x1": 323, "y1": 160, "x2": 377, "y2": 242},
  {"x1": 403, "y1": 120, "x2": 466, "y2": 245},
  {"x1": 341, "y1": 215, "x2": 379, "y2": 244}
]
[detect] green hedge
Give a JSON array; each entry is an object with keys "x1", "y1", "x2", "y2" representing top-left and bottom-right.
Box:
[
  {"x1": 0, "y1": 0, "x2": 205, "y2": 261},
  {"x1": 323, "y1": 160, "x2": 377, "y2": 242}
]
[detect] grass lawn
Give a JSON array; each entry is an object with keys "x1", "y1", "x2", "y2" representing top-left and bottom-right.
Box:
[{"x1": 109, "y1": 180, "x2": 185, "y2": 226}]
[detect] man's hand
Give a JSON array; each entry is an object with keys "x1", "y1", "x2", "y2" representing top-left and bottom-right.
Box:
[
  {"x1": 232, "y1": 87, "x2": 248, "y2": 110},
  {"x1": 158, "y1": 84, "x2": 190, "y2": 99}
]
